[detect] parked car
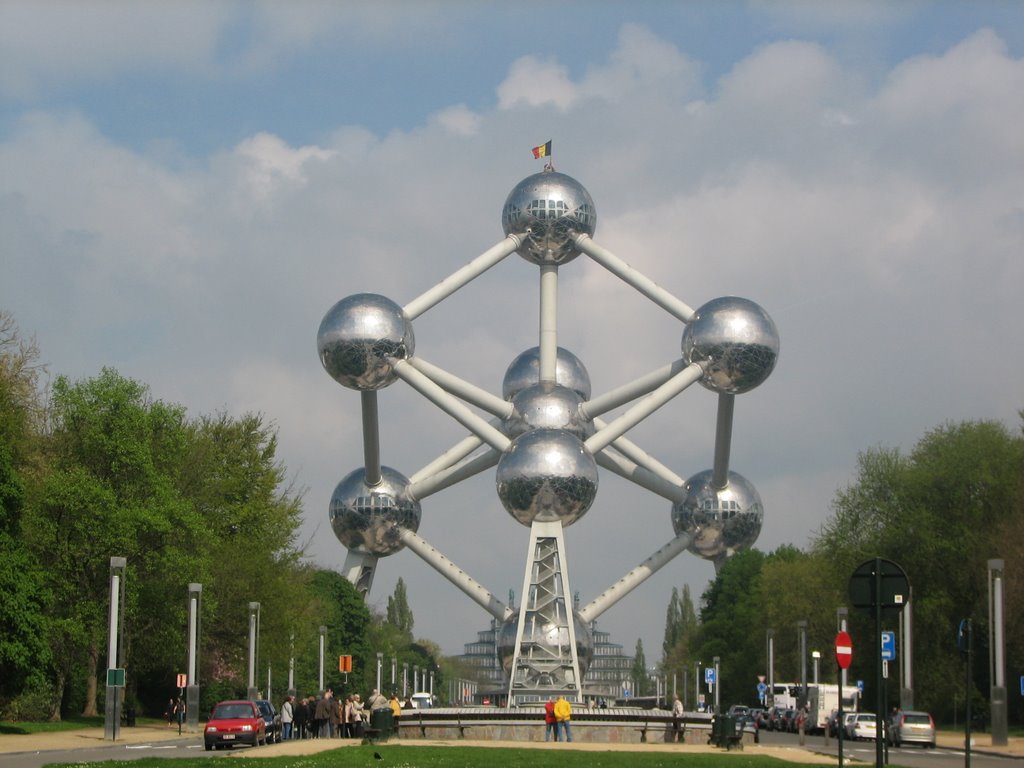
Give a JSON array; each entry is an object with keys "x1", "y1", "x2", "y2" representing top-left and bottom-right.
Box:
[
  {"x1": 889, "y1": 710, "x2": 935, "y2": 748},
  {"x1": 848, "y1": 712, "x2": 879, "y2": 741},
  {"x1": 842, "y1": 712, "x2": 858, "y2": 738},
  {"x1": 767, "y1": 706, "x2": 787, "y2": 731},
  {"x1": 727, "y1": 704, "x2": 750, "y2": 719},
  {"x1": 254, "y1": 700, "x2": 282, "y2": 744},
  {"x1": 204, "y1": 700, "x2": 266, "y2": 750}
]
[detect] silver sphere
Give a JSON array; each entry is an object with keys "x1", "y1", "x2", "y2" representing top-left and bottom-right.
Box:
[
  {"x1": 504, "y1": 382, "x2": 594, "y2": 440},
  {"x1": 496, "y1": 429, "x2": 598, "y2": 528},
  {"x1": 496, "y1": 611, "x2": 594, "y2": 681},
  {"x1": 501, "y1": 170, "x2": 597, "y2": 265},
  {"x1": 671, "y1": 469, "x2": 764, "y2": 560},
  {"x1": 502, "y1": 346, "x2": 592, "y2": 401},
  {"x1": 682, "y1": 296, "x2": 779, "y2": 394},
  {"x1": 317, "y1": 293, "x2": 414, "y2": 390},
  {"x1": 329, "y1": 466, "x2": 421, "y2": 557}
]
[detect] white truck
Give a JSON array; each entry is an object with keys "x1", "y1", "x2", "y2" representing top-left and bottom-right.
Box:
[{"x1": 771, "y1": 683, "x2": 859, "y2": 733}]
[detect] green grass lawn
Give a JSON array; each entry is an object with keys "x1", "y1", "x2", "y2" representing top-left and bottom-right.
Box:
[
  {"x1": 40, "y1": 745, "x2": 822, "y2": 768},
  {"x1": 0, "y1": 716, "x2": 104, "y2": 735}
]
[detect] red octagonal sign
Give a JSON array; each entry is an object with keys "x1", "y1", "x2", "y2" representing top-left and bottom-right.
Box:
[{"x1": 835, "y1": 630, "x2": 853, "y2": 669}]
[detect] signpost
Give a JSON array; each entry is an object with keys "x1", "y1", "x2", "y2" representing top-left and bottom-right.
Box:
[
  {"x1": 850, "y1": 557, "x2": 910, "y2": 768},
  {"x1": 835, "y1": 631, "x2": 852, "y2": 768}
]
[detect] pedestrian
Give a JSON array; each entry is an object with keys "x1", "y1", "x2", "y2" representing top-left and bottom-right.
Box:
[
  {"x1": 313, "y1": 691, "x2": 330, "y2": 738},
  {"x1": 165, "y1": 697, "x2": 175, "y2": 728},
  {"x1": 554, "y1": 695, "x2": 573, "y2": 742},
  {"x1": 672, "y1": 693, "x2": 685, "y2": 742},
  {"x1": 173, "y1": 696, "x2": 186, "y2": 734},
  {"x1": 544, "y1": 696, "x2": 557, "y2": 741},
  {"x1": 367, "y1": 687, "x2": 389, "y2": 711},
  {"x1": 389, "y1": 693, "x2": 402, "y2": 733},
  {"x1": 331, "y1": 692, "x2": 344, "y2": 738},
  {"x1": 351, "y1": 694, "x2": 365, "y2": 738},
  {"x1": 294, "y1": 696, "x2": 308, "y2": 739},
  {"x1": 281, "y1": 695, "x2": 294, "y2": 740}
]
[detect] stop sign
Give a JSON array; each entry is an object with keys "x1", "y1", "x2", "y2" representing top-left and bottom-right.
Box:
[{"x1": 835, "y1": 630, "x2": 853, "y2": 669}]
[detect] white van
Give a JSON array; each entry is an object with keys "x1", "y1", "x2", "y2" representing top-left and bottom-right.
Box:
[{"x1": 410, "y1": 692, "x2": 434, "y2": 709}]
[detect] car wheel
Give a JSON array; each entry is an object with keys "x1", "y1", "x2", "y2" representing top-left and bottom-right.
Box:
[{"x1": 205, "y1": 742, "x2": 212, "y2": 751}]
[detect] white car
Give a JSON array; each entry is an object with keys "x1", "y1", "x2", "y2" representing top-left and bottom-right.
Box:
[{"x1": 848, "y1": 713, "x2": 879, "y2": 741}]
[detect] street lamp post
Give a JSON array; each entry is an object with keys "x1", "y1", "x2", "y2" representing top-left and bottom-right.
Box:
[
  {"x1": 391, "y1": 657, "x2": 397, "y2": 693},
  {"x1": 766, "y1": 629, "x2": 774, "y2": 707},
  {"x1": 713, "y1": 656, "x2": 721, "y2": 714},
  {"x1": 812, "y1": 651, "x2": 821, "y2": 685},
  {"x1": 376, "y1": 652, "x2": 383, "y2": 692},
  {"x1": 403, "y1": 662, "x2": 409, "y2": 697},
  {"x1": 989, "y1": 559, "x2": 1007, "y2": 745},
  {"x1": 836, "y1": 609, "x2": 848, "y2": 689},
  {"x1": 186, "y1": 583, "x2": 202, "y2": 731},
  {"x1": 797, "y1": 620, "x2": 808, "y2": 707},
  {"x1": 247, "y1": 602, "x2": 260, "y2": 700},
  {"x1": 104, "y1": 557, "x2": 127, "y2": 741},
  {"x1": 318, "y1": 626, "x2": 327, "y2": 692}
]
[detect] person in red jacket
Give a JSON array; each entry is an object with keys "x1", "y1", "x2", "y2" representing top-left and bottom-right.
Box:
[{"x1": 544, "y1": 696, "x2": 557, "y2": 741}]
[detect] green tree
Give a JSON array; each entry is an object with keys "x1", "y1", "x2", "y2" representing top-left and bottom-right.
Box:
[
  {"x1": 386, "y1": 577, "x2": 414, "y2": 638},
  {"x1": 0, "y1": 311, "x2": 51, "y2": 705},
  {"x1": 630, "y1": 639, "x2": 649, "y2": 696},
  {"x1": 812, "y1": 419, "x2": 1024, "y2": 720},
  {"x1": 24, "y1": 368, "x2": 205, "y2": 717}
]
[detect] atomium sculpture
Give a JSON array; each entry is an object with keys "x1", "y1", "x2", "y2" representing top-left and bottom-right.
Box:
[{"x1": 317, "y1": 166, "x2": 779, "y2": 705}]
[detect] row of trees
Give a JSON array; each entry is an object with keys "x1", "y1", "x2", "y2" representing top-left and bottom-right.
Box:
[
  {"x1": 657, "y1": 415, "x2": 1024, "y2": 724},
  {"x1": 0, "y1": 311, "x2": 439, "y2": 721}
]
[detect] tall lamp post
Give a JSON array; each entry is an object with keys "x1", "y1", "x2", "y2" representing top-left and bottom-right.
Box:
[
  {"x1": 318, "y1": 626, "x2": 327, "y2": 692},
  {"x1": 989, "y1": 559, "x2": 1008, "y2": 745},
  {"x1": 104, "y1": 557, "x2": 127, "y2": 741},
  {"x1": 812, "y1": 651, "x2": 821, "y2": 685},
  {"x1": 713, "y1": 656, "x2": 721, "y2": 714},
  {"x1": 766, "y1": 629, "x2": 775, "y2": 708},
  {"x1": 247, "y1": 602, "x2": 260, "y2": 700},
  {"x1": 797, "y1": 621, "x2": 808, "y2": 708},
  {"x1": 376, "y1": 652, "x2": 383, "y2": 692},
  {"x1": 186, "y1": 583, "x2": 202, "y2": 731}
]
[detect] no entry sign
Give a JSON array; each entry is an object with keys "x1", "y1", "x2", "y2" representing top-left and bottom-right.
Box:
[{"x1": 835, "y1": 631, "x2": 853, "y2": 669}]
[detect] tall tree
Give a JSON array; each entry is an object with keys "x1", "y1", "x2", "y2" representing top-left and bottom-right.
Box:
[
  {"x1": 0, "y1": 311, "x2": 50, "y2": 705},
  {"x1": 631, "y1": 639, "x2": 649, "y2": 696},
  {"x1": 386, "y1": 577, "x2": 414, "y2": 638},
  {"x1": 24, "y1": 369, "x2": 204, "y2": 717}
]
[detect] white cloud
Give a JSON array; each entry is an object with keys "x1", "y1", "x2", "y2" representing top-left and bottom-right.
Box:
[{"x1": 3, "y1": 20, "x2": 1023, "y2": 659}]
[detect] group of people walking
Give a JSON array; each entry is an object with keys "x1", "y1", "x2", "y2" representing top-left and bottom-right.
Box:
[{"x1": 278, "y1": 689, "x2": 406, "y2": 740}]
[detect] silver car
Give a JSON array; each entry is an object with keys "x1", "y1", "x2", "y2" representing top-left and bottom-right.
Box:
[{"x1": 890, "y1": 710, "x2": 936, "y2": 748}]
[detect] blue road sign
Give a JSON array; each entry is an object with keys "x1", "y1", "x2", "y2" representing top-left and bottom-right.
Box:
[
  {"x1": 757, "y1": 682, "x2": 768, "y2": 696},
  {"x1": 881, "y1": 631, "x2": 896, "y2": 660},
  {"x1": 705, "y1": 667, "x2": 716, "y2": 685},
  {"x1": 857, "y1": 679, "x2": 865, "y2": 692}
]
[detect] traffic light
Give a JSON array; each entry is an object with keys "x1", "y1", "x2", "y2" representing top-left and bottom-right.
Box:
[{"x1": 339, "y1": 655, "x2": 353, "y2": 673}]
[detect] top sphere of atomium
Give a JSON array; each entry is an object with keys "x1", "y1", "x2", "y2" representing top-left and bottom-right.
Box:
[
  {"x1": 671, "y1": 469, "x2": 764, "y2": 561},
  {"x1": 682, "y1": 296, "x2": 779, "y2": 394},
  {"x1": 317, "y1": 293, "x2": 415, "y2": 390},
  {"x1": 502, "y1": 171, "x2": 597, "y2": 265},
  {"x1": 329, "y1": 466, "x2": 421, "y2": 557}
]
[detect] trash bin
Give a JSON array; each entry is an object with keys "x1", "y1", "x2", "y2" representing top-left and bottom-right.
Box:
[
  {"x1": 369, "y1": 707, "x2": 394, "y2": 742},
  {"x1": 713, "y1": 715, "x2": 737, "y2": 748}
]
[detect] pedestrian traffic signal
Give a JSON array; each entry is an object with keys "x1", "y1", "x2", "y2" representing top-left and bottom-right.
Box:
[{"x1": 339, "y1": 654, "x2": 353, "y2": 672}]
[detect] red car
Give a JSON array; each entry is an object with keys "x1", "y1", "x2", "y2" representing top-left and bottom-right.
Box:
[{"x1": 204, "y1": 700, "x2": 267, "y2": 750}]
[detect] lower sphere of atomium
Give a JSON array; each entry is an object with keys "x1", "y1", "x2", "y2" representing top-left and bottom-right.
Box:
[
  {"x1": 317, "y1": 293, "x2": 414, "y2": 391},
  {"x1": 496, "y1": 612, "x2": 594, "y2": 679},
  {"x1": 504, "y1": 382, "x2": 594, "y2": 440},
  {"x1": 329, "y1": 466, "x2": 421, "y2": 556},
  {"x1": 681, "y1": 296, "x2": 779, "y2": 394},
  {"x1": 670, "y1": 469, "x2": 763, "y2": 560},
  {"x1": 501, "y1": 171, "x2": 597, "y2": 265},
  {"x1": 496, "y1": 429, "x2": 598, "y2": 528},
  {"x1": 502, "y1": 346, "x2": 592, "y2": 402}
]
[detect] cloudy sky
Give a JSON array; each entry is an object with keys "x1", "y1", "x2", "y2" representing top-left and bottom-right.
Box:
[{"x1": 3, "y1": 2, "x2": 1023, "y2": 666}]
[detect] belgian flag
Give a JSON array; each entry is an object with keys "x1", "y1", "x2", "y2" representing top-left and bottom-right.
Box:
[{"x1": 532, "y1": 140, "x2": 552, "y2": 159}]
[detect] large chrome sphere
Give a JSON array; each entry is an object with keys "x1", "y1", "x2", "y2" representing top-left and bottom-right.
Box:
[
  {"x1": 496, "y1": 429, "x2": 598, "y2": 527},
  {"x1": 671, "y1": 469, "x2": 764, "y2": 560},
  {"x1": 317, "y1": 293, "x2": 414, "y2": 390},
  {"x1": 502, "y1": 346, "x2": 592, "y2": 401},
  {"x1": 496, "y1": 612, "x2": 594, "y2": 680},
  {"x1": 504, "y1": 382, "x2": 594, "y2": 440},
  {"x1": 501, "y1": 170, "x2": 597, "y2": 265},
  {"x1": 329, "y1": 466, "x2": 421, "y2": 556},
  {"x1": 681, "y1": 296, "x2": 779, "y2": 394}
]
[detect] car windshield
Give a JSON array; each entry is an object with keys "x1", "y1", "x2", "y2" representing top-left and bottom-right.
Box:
[{"x1": 213, "y1": 703, "x2": 253, "y2": 719}]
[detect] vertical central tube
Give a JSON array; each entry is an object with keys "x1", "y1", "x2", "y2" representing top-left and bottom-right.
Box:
[
  {"x1": 711, "y1": 394, "x2": 735, "y2": 490},
  {"x1": 361, "y1": 391, "x2": 382, "y2": 487},
  {"x1": 539, "y1": 264, "x2": 558, "y2": 382}
]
